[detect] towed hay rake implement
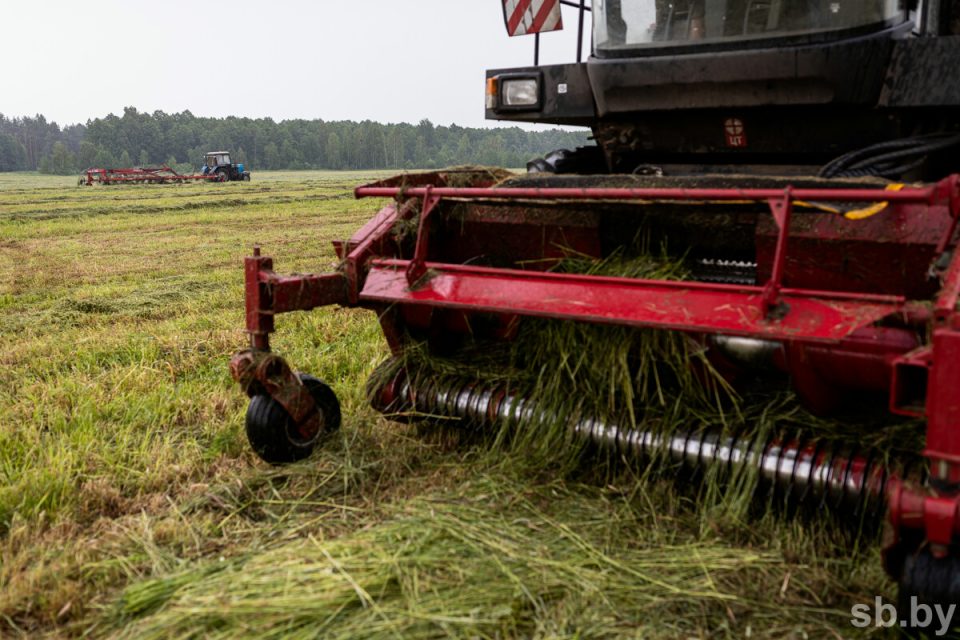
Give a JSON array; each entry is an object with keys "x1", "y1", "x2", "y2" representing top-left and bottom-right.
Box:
[
  {"x1": 230, "y1": 0, "x2": 960, "y2": 612},
  {"x1": 80, "y1": 165, "x2": 222, "y2": 186},
  {"x1": 81, "y1": 151, "x2": 249, "y2": 185}
]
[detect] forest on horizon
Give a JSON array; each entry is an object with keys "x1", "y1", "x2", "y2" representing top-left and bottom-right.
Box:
[{"x1": 0, "y1": 108, "x2": 591, "y2": 174}]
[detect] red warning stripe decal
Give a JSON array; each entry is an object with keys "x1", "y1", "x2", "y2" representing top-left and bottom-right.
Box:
[{"x1": 502, "y1": 0, "x2": 563, "y2": 37}]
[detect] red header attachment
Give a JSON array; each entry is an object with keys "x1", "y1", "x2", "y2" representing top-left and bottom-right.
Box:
[{"x1": 502, "y1": 0, "x2": 563, "y2": 36}]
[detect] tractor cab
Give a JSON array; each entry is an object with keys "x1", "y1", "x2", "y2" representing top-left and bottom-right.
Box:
[
  {"x1": 201, "y1": 150, "x2": 250, "y2": 182},
  {"x1": 203, "y1": 151, "x2": 232, "y2": 172}
]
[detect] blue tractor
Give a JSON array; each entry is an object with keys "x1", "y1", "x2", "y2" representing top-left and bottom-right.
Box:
[{"x1": 201, "y1": 151, "x2": 250, "y2": 182}]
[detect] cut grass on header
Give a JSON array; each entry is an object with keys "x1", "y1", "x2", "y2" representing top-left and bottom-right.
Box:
[{"x1": 1, "y1": 170, "x2": 891, "y2": 638}]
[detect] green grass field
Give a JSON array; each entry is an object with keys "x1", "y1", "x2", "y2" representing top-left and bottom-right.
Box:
[{"x1": 0, "y1": 171, "x2": 893, "y2": 638}]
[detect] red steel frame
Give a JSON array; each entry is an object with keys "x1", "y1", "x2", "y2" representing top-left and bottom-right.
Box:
[{"x1": 239, "y1": 174, "x2": 960, "y2": 560}]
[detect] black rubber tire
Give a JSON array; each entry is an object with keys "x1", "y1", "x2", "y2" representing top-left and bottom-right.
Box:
[
  {"x1": 216, "y1": 168, "x2": 229, "y2": 182},
  {"x1": 243, "y1": 173, "x2": 251, "y2": 181},
  {"x1": 526, "y1": 146, "x2": 606, "y2": 175},
  {"x1": 527, "y1": 148, "x2": 574, "y2": 174},
  {"x1": 898, "y1": 547, "x2": 960, "y2": 636},
  {"x1": 527, "y1": 156, "x2": 554, "y2": 173},
  {"x1": 245, "y1": 374, "x2": 341, "y2": 464}
]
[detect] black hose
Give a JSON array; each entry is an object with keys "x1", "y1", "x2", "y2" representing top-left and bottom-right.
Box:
[
  {"x1": 832, "y1": 158, "x2": 928, "y2": 180},
  {"x1": 848, "y1": 136, "x2": 960, "y2": 171},
  {"x1": 820, "y1": 132, "x2": 960, "y2": 179},
  {"x1": 819, "y1": 133, "x2": 947, "y2": 178}
]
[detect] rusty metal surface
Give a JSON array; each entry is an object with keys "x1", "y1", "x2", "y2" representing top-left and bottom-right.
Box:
[{"x1": 230, "y1": 350, "x2": 322, "y2": 442}]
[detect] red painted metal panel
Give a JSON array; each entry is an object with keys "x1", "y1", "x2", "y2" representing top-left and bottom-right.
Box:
[
  {"x1": 244, "y1": 251, "x2": 273, "y2": 350},
  {"x1": 268, "y1": 273, "x2": 348, "y2": 315},
  {"x1": 345, "y1": 203, "x2": 399, "y2": 256},
  {"x1": 356, "y1": 184, "x2": 941, "y2": 206},
  {"x1": 924, "y1": 330, "x2": 960, "y2": 464},
  {"x1": 359, "y1": 260, "x2": 902, "y2": 342},
  {"x1": 754, "y1": 201, "x2": 952, "y2": 299},
  {"x1": 344, "y1": 203, "x2": 400, "y2": 304}
]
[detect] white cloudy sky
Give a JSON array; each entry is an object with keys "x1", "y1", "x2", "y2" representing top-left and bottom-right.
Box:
[{"x1": 2, "y1": 1, "x2": 589, "y2": 128}]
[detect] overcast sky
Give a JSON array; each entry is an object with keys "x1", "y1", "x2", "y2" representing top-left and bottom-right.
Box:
[{"x1": 2, "y1": 1, "x2": 589, "y2": 129}]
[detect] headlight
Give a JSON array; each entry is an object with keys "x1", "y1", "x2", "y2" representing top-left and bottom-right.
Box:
[{"x1": 502, "y1": 78, "x2": 539, "y2": 107}]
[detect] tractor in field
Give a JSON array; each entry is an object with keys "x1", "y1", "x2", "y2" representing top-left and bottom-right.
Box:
[
  {"x1": 230, "y1": 0, "x2": 960, "y2": 613},
  {"x1": 201, "y1": 151, "x2": 250, "y2": 182},
  {"x1": 80, "y1": 150, "x2": 250, "y2": 185}
]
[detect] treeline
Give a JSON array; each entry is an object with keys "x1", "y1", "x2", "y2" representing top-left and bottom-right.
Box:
[{"x1": 0, "y1": 108, "x2": 590, "y2": 174}]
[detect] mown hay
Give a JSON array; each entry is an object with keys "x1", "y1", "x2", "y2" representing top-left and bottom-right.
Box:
[{"x1": 106, "y1": 471, "x2": 869, "y2": 639}]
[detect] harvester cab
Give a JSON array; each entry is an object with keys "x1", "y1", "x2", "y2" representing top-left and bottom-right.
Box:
[
  {"x1": 487, "y1": 0, "x2": 959, "y2": 177},
  {"x1": 230, "y1": 0, "x2": 960, "y2": 615},
  {"x1": 202, "y1": 151, "x2": 250, "y2": 182}
]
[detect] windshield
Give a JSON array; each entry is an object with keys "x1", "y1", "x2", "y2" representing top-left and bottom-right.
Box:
[{"x1": 594, "y1": 0, "x2": 905, "y2": 51}]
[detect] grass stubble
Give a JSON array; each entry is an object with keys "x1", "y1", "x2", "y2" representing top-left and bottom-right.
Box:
[{"x1": 0, "y1": 171, "x2": 907, "y2": 638}]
